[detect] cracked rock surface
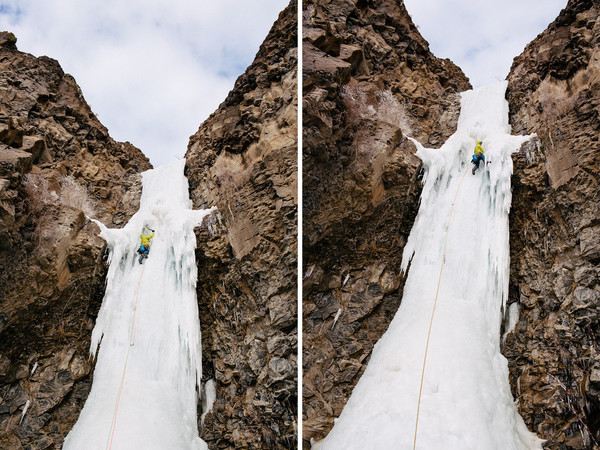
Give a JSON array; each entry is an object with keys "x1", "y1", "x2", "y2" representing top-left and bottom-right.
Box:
[
  {"x1": 0, "y1": 31, "x2": 151, "y2": 449},
  {"x1": 185, "y1": 2, "x2": 298, "y2": 448},
  {"x1": 301, "y1": 0, "x2": 471, "y2": 446},
  {"x1": 505, "y1": 1, "x2": 600, "y2": 448}
]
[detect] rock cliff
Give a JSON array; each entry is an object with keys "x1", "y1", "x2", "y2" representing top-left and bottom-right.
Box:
[
  {"x1": 301, "y1": 0, "x2": 471, "y2": 445},
  {"x1": 505, "y1": 1, "x2": 600, "y2": 448},
  {"x1": 184, "y1": 2, "x2": 297, "y2": 449},
  {"x1": 0, "y1": 32, "x2": 151, "y2": 448}
]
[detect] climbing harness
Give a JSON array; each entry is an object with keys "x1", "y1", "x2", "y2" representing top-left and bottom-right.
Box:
[
  {"x1": 106, "y1": 263, "x2": 146, "y2": 450},
  {"x1": 413, "y1": 166, "x2": 469, "y2": 450}
]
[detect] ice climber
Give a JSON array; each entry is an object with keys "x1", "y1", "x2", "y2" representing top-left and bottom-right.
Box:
[
  {"x1": 137, "y1": 227, "x2": 155, "y2": 264},
  {"x1": 471, "y1": 140, "x2": 485, "y2": 175}
]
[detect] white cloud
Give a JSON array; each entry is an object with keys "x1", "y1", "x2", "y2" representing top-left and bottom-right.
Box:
[
  {"x1": 403, "y1": 0, "x2": 567, "y2": 88},
  {"x1": 0, "y1": 0, "x2": 290, "y2": 166}
]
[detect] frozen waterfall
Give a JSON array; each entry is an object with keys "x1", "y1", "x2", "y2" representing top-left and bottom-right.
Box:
[
  {"x1": 64, "y1": 159, "x2": 214, "y2": 450},
  {"x1": 312, "y1": 82, "x2": 542, "y2": 449}
]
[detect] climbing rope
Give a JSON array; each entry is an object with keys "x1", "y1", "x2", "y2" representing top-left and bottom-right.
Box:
[
  {"x1": 106, "y1": 263, "x2": 146, "y2": 450},
  {"x1": 413, "y1": 167, "x2": 469, "y2": 450}
]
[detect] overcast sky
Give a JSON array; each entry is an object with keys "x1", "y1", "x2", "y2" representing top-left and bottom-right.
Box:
[
  {"x1": 0, "y1": 1, "x2": 568, "y2": 166},
  {"x1": 0, "y1": 0, "x2": 289, "y2": 167},
  {"x1": 403, "y1": 0, "x2": 567, "y2": 88}
]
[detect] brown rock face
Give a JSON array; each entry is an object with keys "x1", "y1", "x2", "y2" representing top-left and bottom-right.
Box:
[
  {"x1": 184, "y1": 3, "x2": 297, "y2": 449},
  {"x1": 302, "y1": 0, "x2": 471, "y2": 445},
  {"x1": 0, "y1": 32, "x2": 151, "y2": 448},
  {"x1": 505, "y1": 1, "x2": 600, "y2": 448}
]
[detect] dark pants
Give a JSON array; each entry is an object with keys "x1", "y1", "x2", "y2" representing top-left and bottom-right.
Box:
[
  {"x1": 472, "y1": 153, "x2": 485, "y2": 169},
  {"x1": 138, "y1": 245, "x2": 149, "y2": 256}
]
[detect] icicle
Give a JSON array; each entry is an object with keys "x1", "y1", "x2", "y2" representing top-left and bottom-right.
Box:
[
  {"x1": 342, "y1": 273, "x2": 350, "y2": 287},
  {"x1": 19, "y1": 400, "x2": 30, "y2": 425},
  {"x1": 30, "y1": 362, "x2": 38, "y2": 377},
  {"x1": 502, "y1": 302, "x2": 520, "y2": 343},
  {"x1": 303, "y1": 265, "x2": 314, "y2": 280},
  {"x1": 201, "y1": 379, "x2": 217, "y2": 426},
  {"x1": 332, "y1": 308, "x2": 342, "y2": 330}
]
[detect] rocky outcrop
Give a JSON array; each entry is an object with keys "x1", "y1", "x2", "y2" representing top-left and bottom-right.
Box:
[
  {"x1": 302, "y1": 0, "x2": 471, "y2": 445},
  {"x1": 504, "y1": 1, "x2": 600, "y2": 448},
  {"x1": 0, "y1": 32, "x2": 151, "y2": 448},
  {"x1": 184, "y1": 2, "x2": 297, "y2": 449}
]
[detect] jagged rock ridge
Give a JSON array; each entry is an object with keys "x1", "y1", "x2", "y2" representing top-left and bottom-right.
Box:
[
  {"x1": 505, "y1": 0, "x2": 600, "y2": 448},
  {"x1": 0, "y1": 32, "x2": 151, "y2": 448},
  {"x1": 184, "y1": 2, "x2": 297, "y2": 449},
  {"x1": 301, "y1": 0, "x2": 471, "y2": 446}
]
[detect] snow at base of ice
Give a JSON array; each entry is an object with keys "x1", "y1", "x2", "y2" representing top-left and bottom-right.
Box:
[
  {"x1": 64, "y1": 159, "x2": 214, "y2": 450},
  {"x1": 312, "y1": 82, "x2": 542, "y2": 450}
]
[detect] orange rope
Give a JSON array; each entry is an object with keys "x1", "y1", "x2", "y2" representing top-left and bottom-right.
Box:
[
  {"x1": 413, "y1": 167, "x2": 469, "y2": 450},
  {"x1": 106, "y1": 263, "x2": 146, "y2": 450}
]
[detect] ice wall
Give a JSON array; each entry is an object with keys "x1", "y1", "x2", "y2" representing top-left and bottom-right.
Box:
[
  {"x1": 64, "y1": 159, "x2": 214, "y2": 450},
  {"x1": 313, "y1": 82, "x2": 542, "y2": 449}
]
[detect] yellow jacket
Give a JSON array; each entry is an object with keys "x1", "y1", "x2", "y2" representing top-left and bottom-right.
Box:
[
  {"x1": 474, "y1": 142, "x2": 484, "y2": 155},
  {"x1": 140, "y1": 232, "x2": 154, "y2": 246}
]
